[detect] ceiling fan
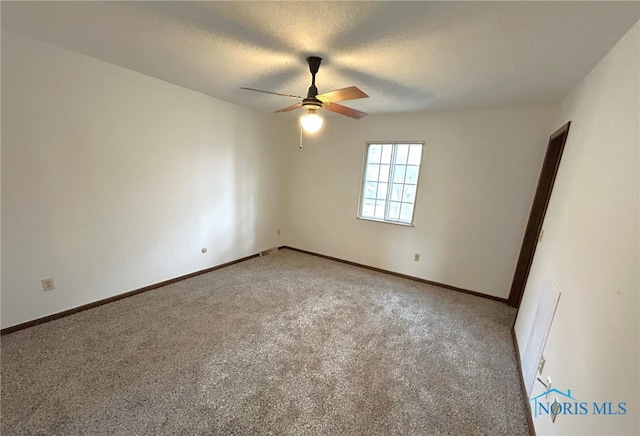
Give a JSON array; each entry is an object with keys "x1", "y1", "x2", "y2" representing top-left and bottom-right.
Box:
[{"x1": 241, "y1": 56, "x2": 368, "y2": 133}]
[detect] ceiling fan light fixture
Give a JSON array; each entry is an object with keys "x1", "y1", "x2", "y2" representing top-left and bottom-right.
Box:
[
  {"x1": 300, "y1": 107, "x2": 323, "y2": 133},
  {"x1": 242, "y1": 55, "x2": 368, "y2": 127}
]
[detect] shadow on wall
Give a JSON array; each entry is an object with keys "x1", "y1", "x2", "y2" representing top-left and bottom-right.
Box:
[
  {"x1": 229, "y1": 109, "x2": 258, "y2": 257},
  {"x1": 225, "y1": 107, "x2": 285, "y2": 259}
]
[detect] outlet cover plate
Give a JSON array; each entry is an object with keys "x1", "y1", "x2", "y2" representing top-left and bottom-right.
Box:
[{"x1": 41, "y1": 278, "x2": 55, "y2": 292}]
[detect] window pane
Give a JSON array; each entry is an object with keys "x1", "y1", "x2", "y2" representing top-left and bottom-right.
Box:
[
  {"x1": 396, "y1": 144, "x2": 409, "y2": 164},
  {"x1": 392, "y1": 165, "x2": 406, "y2": 183},
  {"x1": 374, "y1": 200, "x2": 385, "y2": 219},
  {"x1": 376, "y1": 182, "x2": 388, "y2": 200},
  {"x1": 366, "y1": 164, "x2": 380, "y2": 181},
  {"x1": 406, "y1": 166, "x2": 419, "y2": 184},
  {"x1": 391, "y1": 183, "x2": 403, "y2": 201},
  {"x1": 362, "y1": 199, "x2": 375, "y2": 217},
  {"x1": 408, "y1": 145, "x2": 422, "y2": 165},
  {"x1": 368, "y1": 144, "x2": 382, "y2": 163},
  {"x1": 403, "y1": 185, "x2": 416, "y2": 203},
  {"x1": 381, "y1": 144, "x2": 392, "y2": 164},
  {"x1": 364, "y1": 181, "x2": 377, "y2": 199},
  {"x1": 388, "y1": 201, "x2": 401, "y2": 220},
  {"x1": 400, "y1": 203, "x2": 414, "y2": 222},
  {"x1": 360, "y1": 142, "x2": 423, "y2": 225},
  {"x1": 379, "y1": 164, "x2": 390, "y2": 182}
]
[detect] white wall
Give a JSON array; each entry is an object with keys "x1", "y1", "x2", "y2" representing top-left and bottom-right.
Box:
[
  {"x1": 284, "y1": 105, "x2": 557, "y2": 299},
  {"x1": 515, "y1": 21, "x2": 639, "y2": 434},
  {"x1": 1, "y1": 30, "x2": 289, "y2": 329}
]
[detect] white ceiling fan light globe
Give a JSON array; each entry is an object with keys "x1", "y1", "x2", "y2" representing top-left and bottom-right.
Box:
[{"x1": 300, "y1": 109, "x2": 323, "y2": 133}]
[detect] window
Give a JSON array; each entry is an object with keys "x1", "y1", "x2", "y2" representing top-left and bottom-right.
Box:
[{"x1": 358, "y1": 142, "x2": 423, "y2": 225}]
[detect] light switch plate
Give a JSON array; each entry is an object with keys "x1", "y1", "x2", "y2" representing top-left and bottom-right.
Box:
[{"x1": 538, "y1": 356, "x2": 546, "y2": 375}]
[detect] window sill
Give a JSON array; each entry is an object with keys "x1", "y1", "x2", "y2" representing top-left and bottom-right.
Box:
[{"x1": 356, "y1": 216, "x2": 415, "y2": 227}]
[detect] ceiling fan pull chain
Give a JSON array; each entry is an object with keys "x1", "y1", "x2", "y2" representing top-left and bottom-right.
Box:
[{"x1": 299, "y1": 124, "x2": 303, "y2": 149}]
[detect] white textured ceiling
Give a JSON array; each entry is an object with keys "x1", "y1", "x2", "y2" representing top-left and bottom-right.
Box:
[{"x1": 2, "y1": 1, "x2": 639, "y2": 115}]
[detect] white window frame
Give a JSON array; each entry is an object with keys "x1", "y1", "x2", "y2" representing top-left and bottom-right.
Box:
[{"x1": 357, "y1": 141, "x2": 424, "y2": 226}]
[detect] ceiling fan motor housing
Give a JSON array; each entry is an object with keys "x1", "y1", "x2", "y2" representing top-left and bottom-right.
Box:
[{"x1": 302, "y1": 98, "x2": 322, "y2": 109}]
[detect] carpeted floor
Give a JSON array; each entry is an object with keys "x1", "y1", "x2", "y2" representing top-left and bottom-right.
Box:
[{"x1": 1, "y1": 249, "x2": 528, "y2": 435}]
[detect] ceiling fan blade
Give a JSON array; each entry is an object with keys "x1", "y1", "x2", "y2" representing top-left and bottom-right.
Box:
[
  {"x1": 275, "y1": 103, "x2": 302, "y2": 113},
  {"x1": 317, "y1": 86, "x2": 368, "y2": 103},
  {"x1": 323, "y1": 102, "x2": 367, "y2": 119},
  {"x1": 240, "y1": 87, "x2": 303, "y2": 100}
]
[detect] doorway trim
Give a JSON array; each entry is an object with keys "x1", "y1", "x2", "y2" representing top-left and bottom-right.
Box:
[{"x1": 507, "y1": 122, "x2": 571, "y2": 308}]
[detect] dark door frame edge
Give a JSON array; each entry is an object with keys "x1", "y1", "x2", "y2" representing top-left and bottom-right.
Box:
[{"x1": 507, "y1": 121, "x2": 571, "y2": 308}]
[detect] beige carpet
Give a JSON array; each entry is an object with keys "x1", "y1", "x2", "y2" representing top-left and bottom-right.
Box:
[{"x1": 1, "y1": 248, "x2": 528, "y2": 435}]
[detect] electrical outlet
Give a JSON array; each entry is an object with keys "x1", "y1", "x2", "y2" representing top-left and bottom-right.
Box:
[
  {"x1": 414, "y1": 254, "x2": 420, "y2": 262},
  {"x1": 41, "y1": 278, "x2": 55, "y2": 292},
  {"x1": 538, "y1": 356, "x2": 546, "y2": 375}
]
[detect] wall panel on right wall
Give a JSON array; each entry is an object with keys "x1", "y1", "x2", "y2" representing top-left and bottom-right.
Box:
[{"x1": 514, "y1": 21, "x2": 639, "y2": 434}]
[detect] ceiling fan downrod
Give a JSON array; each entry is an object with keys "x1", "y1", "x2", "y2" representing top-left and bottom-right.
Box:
[{"x1": 305, "y1": 56, "x2": 323, "y2": 101}]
